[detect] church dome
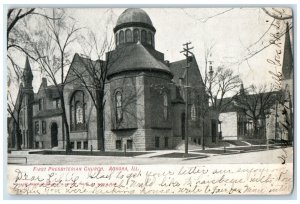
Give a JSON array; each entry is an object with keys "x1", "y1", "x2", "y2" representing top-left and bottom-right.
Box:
[
  {"x1": 114, "y1": 8, "x2": 156, "y2": 49},
  {"x1": 116, "y1": 8, "x2": 153, "y2": 27},
  {"x1": 114, "y1": 8, "x2": 156, "y2": 33}
]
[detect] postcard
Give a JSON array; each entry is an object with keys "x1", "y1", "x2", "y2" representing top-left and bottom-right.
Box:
[{"x1": 6, "y1": 7, "x2": 294, "y2": 195}]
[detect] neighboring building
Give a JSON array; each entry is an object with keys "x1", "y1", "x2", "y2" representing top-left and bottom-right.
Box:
[
  {"x1": 219, "y1": 23, "x2": 293, "y2": 142},
  {"x1": 9, "y1": 8, "x2": 218, "y2": 150}
]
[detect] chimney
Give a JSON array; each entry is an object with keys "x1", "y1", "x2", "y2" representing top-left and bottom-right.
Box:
[
  {"x1": 164, "y1": 60, "x2": 170, "y2": 67},
  {"x1": 42, "y1": 77, "x2": 47, "y2": 87}
]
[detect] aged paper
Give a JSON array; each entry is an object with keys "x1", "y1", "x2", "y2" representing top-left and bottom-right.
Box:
[
  {"x1": 8, "y1": 164, "x2": 293, "y2": 195},
  {"x1": 7, "y1": 7, "x2": 294, "y2": 196}
]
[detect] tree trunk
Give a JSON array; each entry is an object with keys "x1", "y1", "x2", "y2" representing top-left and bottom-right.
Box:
[
  {"x1": 60, "y1": 94, "x2": 71, "y2": 154},
  {"x1": 16, "y1": 126, "x2": 22, "y2": 150},
  {"x1": 96, "y1": 91, "x2": 105, "y2": 151},
  {"x1": 253, "y1": 119, "x2": 258, "y2": 139}
]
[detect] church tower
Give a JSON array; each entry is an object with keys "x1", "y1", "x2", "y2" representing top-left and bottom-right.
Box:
[
  {"x1": 113, "y1": 8, "x2": 156, "y2": 49},
  {"x1": 104, "y1": 8, "x2": 174, "y2": 151},
  {"x1": 21, "y1": 56, "x2": 34, "y2": 148},
  {"x1": 281, "y1": 22, "x2": 293, "y2": 142}
]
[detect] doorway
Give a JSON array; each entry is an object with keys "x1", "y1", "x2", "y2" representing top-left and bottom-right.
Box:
[{"x1": 51, "y1": 122, "x2": 58, "y2": 148}]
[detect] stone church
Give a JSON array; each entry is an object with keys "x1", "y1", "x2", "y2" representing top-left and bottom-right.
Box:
[{"x1": 9, "y1": 8, "x2": 219, "y2": 151}]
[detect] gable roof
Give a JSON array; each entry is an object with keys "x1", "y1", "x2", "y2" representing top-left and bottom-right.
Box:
[
  {"x1": 169, "y1": 56, "x2": 205, "y2": 88},
  {"x1": 64, "y1": 53, "x2": 102, "y2": 85},
  {"x1": 35, "y1": 83, "x2": 62, "y2": 102}
]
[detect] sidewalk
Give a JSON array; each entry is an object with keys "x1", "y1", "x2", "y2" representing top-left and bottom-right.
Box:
[{"x1": 7, "y1": 144, "x2": 292, "y2": 165}]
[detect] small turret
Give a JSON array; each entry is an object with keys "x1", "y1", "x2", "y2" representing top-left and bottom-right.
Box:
[{"x1": 22, "y1": 56, "x2": 33, "y2": 88}]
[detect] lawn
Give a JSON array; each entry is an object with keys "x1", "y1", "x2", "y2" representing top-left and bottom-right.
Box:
[
  {"x1": 28, "y1": 150, "x2": 153, "y2": 157},
  {"x1": 151, "y1": 153, "x2": 208, "y2": 158}
]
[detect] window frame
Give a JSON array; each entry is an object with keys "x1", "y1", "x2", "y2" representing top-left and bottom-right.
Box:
[
  {"x1": 155, "y1": 136, "x2": 160, "y2": 148},
  {"x1": 141, "y1": 30, "x2": 147, "y2": 44},
  {"x1": 125, "y1": 29, "x2": 133, "y2": 43},
  {"x1": 116, "y1": 140, "x2": 122, "y2": 150},
  {"x1": 70, "y1": 90, "x2": 86, "y2": 131},
  {"x1": 119, "y1": 30, "x2": 124, "y2": 44},
  {"x1": 115, "y1": 91, "x2": 123, "y2": 123},
  {"x1": 164, "y1": 137, "x2": 169, "y2": 148},
  {"x1": 147, "y1": 31, "x2": 152, "y2": 45},
  {"x1": 35, "y1": 121, "x2": 40, "y2": 135},
  {"x1": 127, "y1": 140, "x2": 133, "y2": 149},
  {"x1": 163, "y1": 93, "x2": 168, "y2": 120},
  {"x1": 133, "y1": 29, "x2": 140, "y2": 43},
  {"x1": 38, "y1": 98, "x2": 43, "y2": 111},
  {"x1": 191, "y1": 104, "x2": 196, "y2": 121},
  {"x1": 42, "y1": 120, "x2": 46, "y2": 134}
]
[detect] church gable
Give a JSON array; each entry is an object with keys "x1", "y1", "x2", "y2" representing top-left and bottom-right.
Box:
[
  {"x1": 64, "y1": 53, "x2": 102, "y2": 86},
  {"x1": 169, "y1": 56, "x2": 205, "y2": 89}
]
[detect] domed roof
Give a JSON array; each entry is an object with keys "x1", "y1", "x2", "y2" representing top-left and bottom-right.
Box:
[
  {"x1": 114, "y1": 8, "x2": 155, "y2": 33},
  {"x1": 107, "y1": 43, "x2": 172, "y2": 78},
  {"x1": 116, "y1": 8, "x2": 153, "y2": 26}
]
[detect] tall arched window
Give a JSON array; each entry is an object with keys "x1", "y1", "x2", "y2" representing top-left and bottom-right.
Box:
[
  {"x1": 76, "y1": 102, "x2": 83, "y2": 124},
  {"x1": 151, "y1": 34, "x2": 155, "y2": 47},
  {"x1": 125, "y1": 29, "x2": 132, "y2": 43},
  {"x1": 133, "y1": 29, "x2": 140, "y2": 42},
  {"x1": 119, "y1": 30, "x2": 124, "y2": 44},
  {"x1": 115, "y1": 33, "x2": 119, "y2": 46},
  {"x1": 70, "y1": 91, "x2": 86, "y2": 131},
  {"x1": 115, "y1": 91, "x2": 123, "y2": 122},
  {"x1": 141, "y1": 30, "x2": 147, "y2": 44},
  {"x1": 191, "y1": 104, "x2": 196, "y2": 121},
  {"x1": 147, "y1": 31, "x2": 152, "y2": 45},
  {"x1": 163, "y1": 93, "x2": 168, "y2": 120}
]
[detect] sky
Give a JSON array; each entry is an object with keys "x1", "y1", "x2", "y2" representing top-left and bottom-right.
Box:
[{"x1": 8, "y1": 7, "x2": 293, "y2": 95}]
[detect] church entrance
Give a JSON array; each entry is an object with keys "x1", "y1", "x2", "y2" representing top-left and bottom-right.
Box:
[
  {"x1": 181, "y1": 113, "x2": 185, "y2": 140},
  {"x1": 51, "y1": 122, "x2": 58, "y2": 148}
]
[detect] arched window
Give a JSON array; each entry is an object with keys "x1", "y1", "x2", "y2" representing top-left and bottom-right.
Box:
[
  {"x1": 115, "y1": 91, "x2": 123, "y2": 122},
  {"x1": 141, "y1": 30, "x2": 147, "y2": 44},
  {"x1": 191, "y1": 104, "x2": 196, "y2": 121},
  {"x1": 119, "y1": 30, "x2": 124, "y2": 44},
  {"x1": 163, "y1": 93, "x2": 168, "y2": 120},
  {"x1": 76, "y1": 102, "x2": 83, "y2": 124},
  {"x1": 115, "y1": 33, "x2": 119, "y2": 46},
  {"x1": 133, "y1": 29, "x2": 140, "y2": 42},
  {"x1": 125, "y1": 29, "x2": 132, "y2": 43},
  {"x1": 147, "y1": 31, "x2": 152, "y2": 45},
  {"x1": 70, "y1": 91, "x2": 86, "y2": 131},
  {"x1": 151, "y1": 34, "x2": 155, "y2": 47}
]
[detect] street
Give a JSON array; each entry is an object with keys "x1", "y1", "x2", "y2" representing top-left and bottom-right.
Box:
[{"x1": 7, "y1": 146, "x2": 293, "y2": 165}]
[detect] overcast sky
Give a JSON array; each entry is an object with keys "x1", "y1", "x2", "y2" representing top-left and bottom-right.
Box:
[{"x1": 9, "y1": 7, "x2": 293, "y2": 94}]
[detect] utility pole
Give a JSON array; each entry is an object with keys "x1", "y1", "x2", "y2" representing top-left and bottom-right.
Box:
[{"x1": 180, "y1": 42, "x2": 193, "y2": 157}]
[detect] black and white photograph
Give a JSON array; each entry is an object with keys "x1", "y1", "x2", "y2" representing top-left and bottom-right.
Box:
[{"x1": 5, "y1": 6, "x2": 294, "y2": 196}]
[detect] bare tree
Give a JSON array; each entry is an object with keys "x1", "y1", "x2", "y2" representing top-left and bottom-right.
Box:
[
  {"x1": 28, "y1": 9, "x2": 81, "y2": 153},
  {"x1": 69, "y1": 31, "x2": 115, "y2": 151},
  {"x1": 233, "y1": 84, "x2": 277, "y2": 138},
  {"x1": 206, "y1": 65, "x2": 241, "y2": 113},
  {"x1": 7, "y1": 89, "x2": 25, "y2": 150},
  {"x1": 196, "y1": 88, "x2": 210, "y2": 150},
  {"x1": 7, "y1": 8, "x2": 62, "y2": 82}
]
